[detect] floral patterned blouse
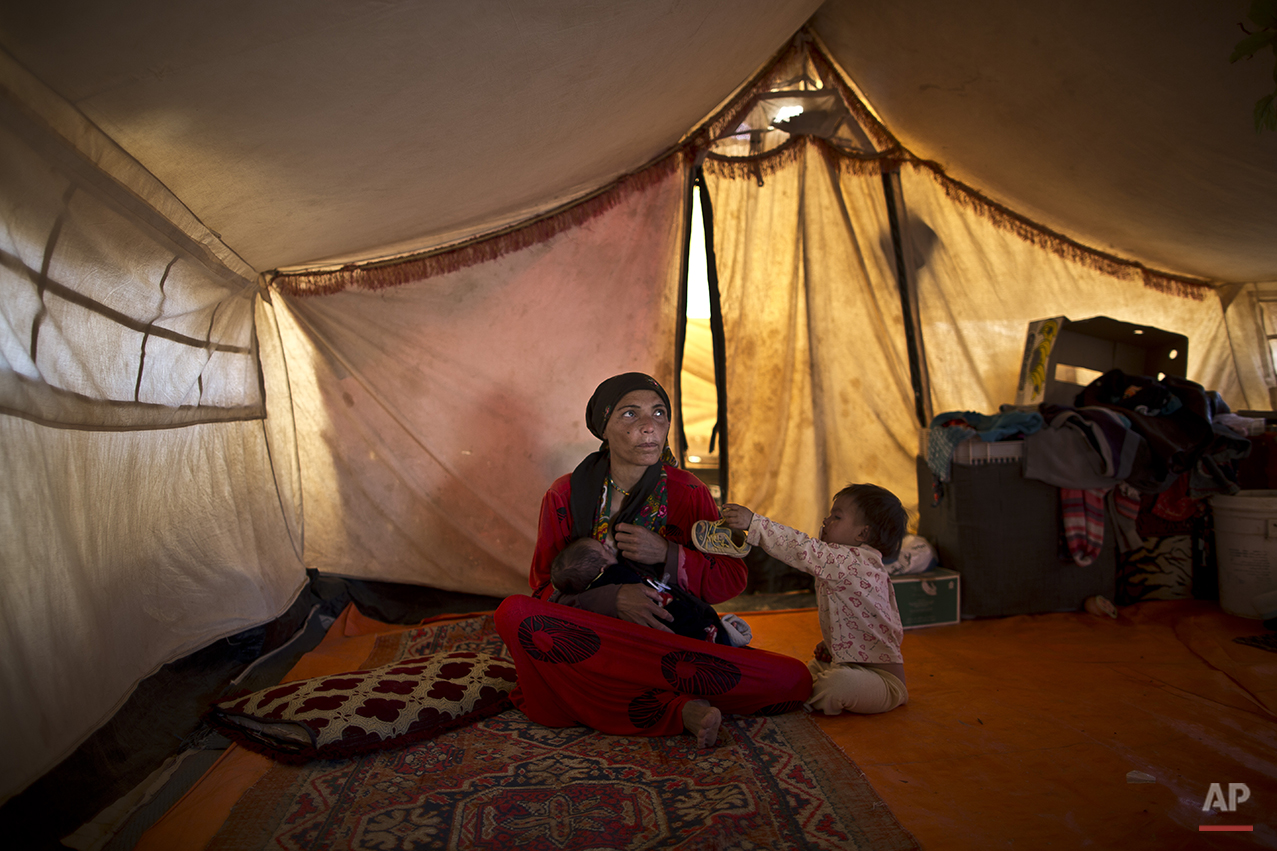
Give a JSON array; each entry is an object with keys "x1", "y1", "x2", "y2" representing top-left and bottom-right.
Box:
[{"x1": 747, "y1": 515, "x2": 904, "y2": 664}]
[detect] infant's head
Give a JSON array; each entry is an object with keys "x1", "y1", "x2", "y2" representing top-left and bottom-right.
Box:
[
  {"x1": 550, "y1": 537, "x2": 618, "y2": 594},
  {"x1": 826, "y1": 483, "x2": 907, "y2": 560}
]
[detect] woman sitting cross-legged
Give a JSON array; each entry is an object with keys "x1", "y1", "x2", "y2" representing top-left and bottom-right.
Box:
[{"x1": 494, "y1": 372, "x2": 811, "y2": 747}]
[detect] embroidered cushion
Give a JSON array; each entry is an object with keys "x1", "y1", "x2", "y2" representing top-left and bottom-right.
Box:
[{"x1": 207, "y1": 651, "x2": 517, "y2": 761}]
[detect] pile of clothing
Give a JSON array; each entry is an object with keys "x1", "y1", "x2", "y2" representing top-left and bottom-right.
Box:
[{"x1": 927, "y1": 370, "x2": 1254, "y2": 589}]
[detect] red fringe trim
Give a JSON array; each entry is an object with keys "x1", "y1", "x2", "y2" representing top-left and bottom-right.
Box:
[
  {"x1": 703, "y1": 134, "x2": 806, "y2": 183},
  {"x1": 696, "y1": 35, "x2": 814, "y2": 150},
  {"x1": 273, "y1": 25, "x2": 1213, "y2": 302},
  {"x1": 807, "y1": 45, "x2": 900, "y2": 154},
  {"x1": 274, "y1": 149, "x2": 693, "y2": 297},
  {"x1": 694, "y1": 30, "x2": 899, "y2": 159},
  {"x1": 701, "y1": 27, "x2": 1212, "y2": 300},
  {"x1": 703, "y1": 135, "x2": 908, "y2": 184},
  {"x1": 819, "y1": 29, "x2": 1211, "y2": 299},
  {"x1": 906, "y1": 158, "x2": 1212, "y2": 299}
]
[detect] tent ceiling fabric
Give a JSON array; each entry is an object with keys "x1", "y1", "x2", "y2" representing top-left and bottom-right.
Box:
[
  {"x1": 4, "y1": 2, "x2": 1274, "y2": 281},
  {"x1": 814, "y1": 0, "x2": 1277, "y2": 284},
  {"x1": 0, "y1": 0, "x2": 822, "y2": 272}
]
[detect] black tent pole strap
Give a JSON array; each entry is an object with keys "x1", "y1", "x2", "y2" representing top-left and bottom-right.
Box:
[
  {"x1": 673, "y1": 165, "x2": 696, "y2": 463},
  {"x1": 696, "y1": 167, "x2": 730, "y2": 502},
  {"x1": 881, "y1": 169, "x2": 932, "y2": 428}
]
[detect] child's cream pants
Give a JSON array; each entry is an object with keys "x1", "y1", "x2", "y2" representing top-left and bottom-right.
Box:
[{"x1": 806, "y1": 658, "x2": 908, "y2": 715}]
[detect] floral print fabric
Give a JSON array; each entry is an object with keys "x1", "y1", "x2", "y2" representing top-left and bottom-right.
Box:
[{"x1": 747, "y1": 516, "x2": 904, "y2": 664}]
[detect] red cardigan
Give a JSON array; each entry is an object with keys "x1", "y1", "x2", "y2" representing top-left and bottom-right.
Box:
[{"x1": 528, "y1": 464, "x2": 747, "y2": 606}]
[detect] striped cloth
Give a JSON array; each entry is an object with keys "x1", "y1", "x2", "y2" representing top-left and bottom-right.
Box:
[{"x1": 1061, "y1": 487, "x2": 1108, "y2": 567}]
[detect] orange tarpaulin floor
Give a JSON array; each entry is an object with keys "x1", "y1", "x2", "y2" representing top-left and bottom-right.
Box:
[
  {"x1": 800, "y1": 601, "x2": 1276, "y2": 849},
  {"x1": 140, "y1": 600, "x2": 1276, "y2": 850}
]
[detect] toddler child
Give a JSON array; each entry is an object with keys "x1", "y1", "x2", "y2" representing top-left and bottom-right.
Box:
[
  {"x1": 719, "y1": 483, "x2": 908, "y2": 714},
  {"x1": 551, "y1": 538, "x2": 750, "y2": 646}
]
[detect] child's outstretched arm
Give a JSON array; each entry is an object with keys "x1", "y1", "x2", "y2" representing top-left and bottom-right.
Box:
[{"x1": 724, "y1": 507, "x2": 844, "y2": 577}]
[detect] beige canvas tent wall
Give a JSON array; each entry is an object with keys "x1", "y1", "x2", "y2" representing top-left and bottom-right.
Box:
[{"x1": 2, "y1": 0, "x2": 1276, "y2": 804}]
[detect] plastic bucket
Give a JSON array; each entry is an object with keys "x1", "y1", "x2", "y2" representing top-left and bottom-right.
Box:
[{"x1": 1210, "y1": 490, "x2": 1277, "y2": 619}]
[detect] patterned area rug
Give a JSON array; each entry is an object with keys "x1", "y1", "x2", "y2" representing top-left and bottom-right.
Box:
[{"x1": 205, "y1": 615, "x2": 918, "y2": 851}]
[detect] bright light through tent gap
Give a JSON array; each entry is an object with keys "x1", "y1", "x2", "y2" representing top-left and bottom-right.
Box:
[
  {"x1": 772, "y1": 105, "x2": 804, "y2": 126},
  {"x1": 687, "y1": 190, "x2": 710, "y2": 319}
]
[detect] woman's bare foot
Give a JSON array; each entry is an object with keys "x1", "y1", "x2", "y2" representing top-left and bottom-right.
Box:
[{"x1": 681, "y1": 699, "x2": 721, "y2": 748}]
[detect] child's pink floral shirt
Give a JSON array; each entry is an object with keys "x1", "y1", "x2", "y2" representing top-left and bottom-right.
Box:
[{"x1": 748, "y1": 515, "x2": 905, "y2": 664}]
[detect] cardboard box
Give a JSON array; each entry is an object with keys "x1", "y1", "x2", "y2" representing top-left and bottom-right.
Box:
[
  {"x1": 1014, "y1": 316, "x2": 1188, "y2": 407},
  {"x1": 891, "y1": 567, "x2": 960, "y2": 628}
]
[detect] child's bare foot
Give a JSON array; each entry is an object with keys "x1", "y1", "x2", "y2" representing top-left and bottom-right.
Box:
[{"x1": 681, "y1": 699, "x2": 721, "y2": 748}]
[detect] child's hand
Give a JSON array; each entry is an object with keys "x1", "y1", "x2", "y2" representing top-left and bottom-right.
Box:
[{"x1": 719, "y1": 504, "x2": 754, "y2": 532}]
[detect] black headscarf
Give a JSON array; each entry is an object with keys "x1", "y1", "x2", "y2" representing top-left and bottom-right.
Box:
[
  {"x1": 583, "y1": 373, "x2": 671, "y2": 440},
  {"x1": 569, "y1": 373, "x2": 672, "y2": 545}
]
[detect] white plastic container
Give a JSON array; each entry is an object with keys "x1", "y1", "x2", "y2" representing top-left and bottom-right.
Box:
[
  {"x1": 918, "y1": 429, "x2": 1023, "y2": 466},
  {"x1": 1210, "y1": 491, "x2": 1277, "y2": 619}
]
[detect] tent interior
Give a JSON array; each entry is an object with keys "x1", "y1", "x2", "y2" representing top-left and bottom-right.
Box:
[{"x1": 3, "y1": 0, "x2": 1277, "y2": 847}]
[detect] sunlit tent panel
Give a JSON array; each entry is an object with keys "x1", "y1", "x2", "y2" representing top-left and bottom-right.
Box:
[
  {"x1": 900, "y1": 164, "x2": 1258, "y2": 418},
  {"x1": 0, "y1": 73, "x2": 305, "y2": 802},
  {"x1": 271, "y1": 162, "x2": 688, "y2": 593}
]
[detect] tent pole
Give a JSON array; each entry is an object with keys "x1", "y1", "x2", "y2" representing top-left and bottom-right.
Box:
[
  {"x1": 696, "y1": 167, "x2": 730, "y2": 503},
  {"x1": 673, "y1": 164, "x2": 695, "y2": 467},
  {"x1": 881, "y1": 169, "x2": 933, "y2": 427}
]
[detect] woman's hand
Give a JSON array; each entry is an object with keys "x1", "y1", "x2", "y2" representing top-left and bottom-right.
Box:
[
  {"x1": 615, "y1": 584, "x2": 674, "y2": 631},
  {"x1": 719, "y1": 503, "x2": 754, "y2": 532},
  {"x1": 614, "y1": 522, "x2": 669, "y2": 564}
]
